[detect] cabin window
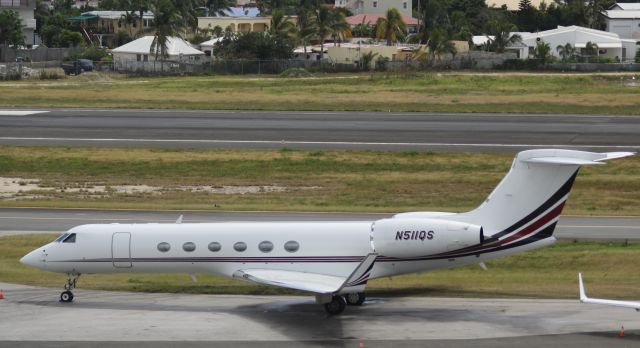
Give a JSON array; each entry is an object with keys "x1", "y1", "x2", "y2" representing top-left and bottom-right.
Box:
[
  {"x1": 208, "y1": 242, "x2": 221, "y2": 252},
  {"x1": 234, "y1": 242, "x2": 247, "y2": 252},
  {"x1": 284, "y1": 240, "x2": 299, "y2": 253},
  {"x1": 157, "y1": 242, "x2": 171, "y2": 252},
  {"x1": 54, "y1": 233, "x2": 69, "y2": 242},
  {"x1": 258, "y1": 241, "x2": 273, "y2": 253},
  {"x1": 183, "y1": 242, "x2": 196, "y2": 252},
  {"x1": 62, "y1": 233, "x2": 76, "y2": 243}
]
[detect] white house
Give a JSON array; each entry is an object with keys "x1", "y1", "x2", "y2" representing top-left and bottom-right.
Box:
[
  {"x1": 335, "y1": 0, "x2": 412, "y2": 18},
  {"x1": 0, "y1": 0, "x2": 38, "y2": 46},
  {"x1": 198, "y1": 37, "x2": 224, "y2": 57},
  {"x1": 602, "y1": 9, "x2": 640, "y2": 40},
  {"x1": 112, "y1": 36, "x2": 204, "y2": 70},
  {"x1": 608, "y1": 3, "x2": 640, "y2": 11},
  {"x1": 507, "y1": 26, "x2": 637, "y2": 62}
]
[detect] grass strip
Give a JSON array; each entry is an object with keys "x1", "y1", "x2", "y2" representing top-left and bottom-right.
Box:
[
  {"x1": 0, "y1": 146, "x2": 639, "y2": 215},
  {"x1": 2, "y1": 234, "x2": 639, "y2": 299},
  {"x1": 1, "y1": 73, "x2": 639, "y2": 114}
]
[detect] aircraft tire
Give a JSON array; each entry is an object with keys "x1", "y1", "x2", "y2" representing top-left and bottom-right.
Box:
[
  {"x1": 324, "y1": 295, "x2": 347, "y2": 315},
  {"x1": 60, "y1": 291, "x2": 74, "y2": 302},
  {"x1": 345, "y1": 292, "x2": 366, "y2": 306}
]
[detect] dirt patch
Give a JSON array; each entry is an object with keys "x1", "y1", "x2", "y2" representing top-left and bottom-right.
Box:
[{"x1": 0, "y1": 177, "x2": 313, "y2": 200}]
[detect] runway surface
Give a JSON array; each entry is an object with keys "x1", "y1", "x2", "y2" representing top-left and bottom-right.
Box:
[
  {"x1": 0, "y1": 109, "x2": 639, "y2": 152},
  {"x1": 0, "y1": 282, "x2": 638, "y2": 347},
  {"x1": 0, "y1": 208, "x2": 638, "y2": 241}
]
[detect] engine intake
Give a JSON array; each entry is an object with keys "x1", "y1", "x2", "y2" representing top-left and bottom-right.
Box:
[{"x1": 372, "y1": 218, "x2": 484, "y2": 258}]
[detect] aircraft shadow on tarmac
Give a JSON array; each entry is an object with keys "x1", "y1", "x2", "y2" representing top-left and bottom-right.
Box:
[{"x1": 15, "y1": 292, "x2": 564, "y2": 341}]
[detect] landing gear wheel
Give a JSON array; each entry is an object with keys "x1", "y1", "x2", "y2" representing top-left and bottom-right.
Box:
[
  {"x1": 60, "y1": 290, "x2": 74, "y2": 302},
  {"x1": 345, "y1": 292, "x2": 366, "y2": 306},
  {"x1": 60, "y1": 273, "x2": 80, "y2": 302},
  {"x1": 324, "y1": 295, "x2": 347, "y2": 315}
]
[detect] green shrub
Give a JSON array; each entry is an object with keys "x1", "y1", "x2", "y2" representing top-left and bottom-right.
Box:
[{"x1": 279, "y1": 67, "x2": 313, "y2": 78}]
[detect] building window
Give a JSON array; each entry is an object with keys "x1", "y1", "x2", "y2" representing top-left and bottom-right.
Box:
[
  {"x1": 284, "y1": 240, "x2": 299, "y2": 253},
  {"x1": 136, "y1": 54, "x2": 141, "y2": 61},
  {"x1": 234, "y1": 242, "x2": 247, "y2": 252},
  {"x1": 403, "y1": 1, "x2": 407, "y2": 8},
  {"x1": 157, "y1": 242, "x2": 171, "y2": 252},
  {"x1": 208, "y1": 242, "x2": 221, "y2": 252},
  {"x1": 258, "y1": 241, "x2": 274, "y2": 253},
  {"x1": 373, "y1": 1, "x2": 377, "y2": 7},
  {"x1": 143, "y1": 55, "x2": 148, "y2": 62},
  {"x1": 182, "y1": 242, "x2": 196, "y2": 252}
]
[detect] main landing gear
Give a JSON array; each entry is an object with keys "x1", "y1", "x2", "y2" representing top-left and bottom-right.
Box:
[
  {"x1": 324, "y1": 292, "x2": 366, "y2": 315},
  {"x1": 60, "y1": 273, "x2": 80, "y2": 303}
]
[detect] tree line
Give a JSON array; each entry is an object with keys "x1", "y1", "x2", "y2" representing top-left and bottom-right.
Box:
[{"x1": 0, "y1": 0, "x2": 631, "y2": 62}]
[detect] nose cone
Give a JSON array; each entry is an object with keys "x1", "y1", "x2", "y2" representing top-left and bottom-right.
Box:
[{"x1": 20, "y1": 249, "x2": 44, "y2": 269}]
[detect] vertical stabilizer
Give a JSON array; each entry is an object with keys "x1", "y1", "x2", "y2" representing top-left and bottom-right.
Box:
[{"x1": 452, "y1": 150, "x2": 634, "y2": 241}]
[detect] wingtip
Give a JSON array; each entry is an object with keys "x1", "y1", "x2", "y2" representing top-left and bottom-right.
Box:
[{"x1": 578, "y1": 272, "x2": 587, "y2": 302}]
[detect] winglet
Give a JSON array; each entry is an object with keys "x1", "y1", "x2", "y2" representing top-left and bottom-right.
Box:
[
  {"x1": 338, "y1": 253, "x2": 377, "y2": 291},
  {"x1": 176, "y1": 215, "x2": 183, "y2": 224},
  {"x1": 578, "y1": 272, "x2": 588, "y2": 302}
]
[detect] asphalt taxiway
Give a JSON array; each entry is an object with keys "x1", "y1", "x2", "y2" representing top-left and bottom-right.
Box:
[
  {"x1": 1, "y1": 208, "x2": 639, "y2": 241},
  {"x1": 0, "y1": 109, "x2": 639, "y2": 152},
  {"x1": 0, "y1": 282, "x2": 638, "y2": 347}
]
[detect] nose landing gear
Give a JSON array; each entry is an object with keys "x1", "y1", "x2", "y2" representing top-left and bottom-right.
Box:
[{"x1": 60, "y1": 273, "x2": 80, "y2": 303}]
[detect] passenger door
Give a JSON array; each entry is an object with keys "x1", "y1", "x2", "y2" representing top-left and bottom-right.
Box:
[{"x1": 111, "y1": 232, "x2": 132, "y2": 268}]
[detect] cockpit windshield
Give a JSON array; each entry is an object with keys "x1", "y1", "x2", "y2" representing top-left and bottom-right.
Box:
[
  {"x1": 53, "y1": 233, "x2": 69, "y2": 242},
  {"x1": 53, "y1": 233, "x2": 76, "y2": 243}
]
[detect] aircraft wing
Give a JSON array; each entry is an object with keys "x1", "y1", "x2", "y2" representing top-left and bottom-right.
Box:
[
  {"x1": 578, "y1": 273, "x2": 640, "y2": 311},
  {"x1": 233, "y1": 253, "x2": 377, "y2": 294}
]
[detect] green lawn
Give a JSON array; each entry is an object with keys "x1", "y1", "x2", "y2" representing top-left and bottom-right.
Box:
[
  {"x1": 1, "y1": 72, "x2": 639, "y2": 114},
  {"x1": 0, "y1": 146, "x2": 638, "y2": 215},
  {"x1": 2, "y1": 234, "x2": 639, "y2": 299}
]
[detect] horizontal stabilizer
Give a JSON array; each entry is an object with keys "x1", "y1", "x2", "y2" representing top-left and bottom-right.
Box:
[
  {"x1": 578, "y1": 273, "x2": 640, "y2": 311},
  {"x1": 522, "y1": 150, "x2": 635, "y2": 166}
]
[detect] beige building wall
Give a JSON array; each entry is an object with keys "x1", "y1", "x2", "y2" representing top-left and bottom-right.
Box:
[
  {"x1": 326, "y1": 45, "x2": 406, "y2": 64},
  {"x1": 336, "y1": 0, "x2": 412, "y2": 18},
  {"x1": 197, "y1": 17, "x2": 295, "y2": 33}
]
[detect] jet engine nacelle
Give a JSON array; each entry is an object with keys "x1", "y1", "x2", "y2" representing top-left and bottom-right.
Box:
[{"x1": 372, "y1": 218, "x2": 484, "y2": 258}]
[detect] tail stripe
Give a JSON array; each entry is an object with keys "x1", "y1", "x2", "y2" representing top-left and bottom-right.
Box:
[
  {"x1": 491, "y1": 169, "x2": 578, "y2": 239},
  {"x1": 499, "y1": 201, "x2": 566, "y2": 245}
]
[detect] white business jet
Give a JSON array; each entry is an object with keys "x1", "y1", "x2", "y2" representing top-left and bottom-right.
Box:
[
  {"x1": 20, "y1": 149, "x2": 634, "y2": 315},
  {"x1": 579, "y1": 273, "x2": 640, "y2": 311}
]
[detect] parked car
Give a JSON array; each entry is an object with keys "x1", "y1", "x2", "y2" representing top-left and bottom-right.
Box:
[{"x1": 61, "y1": 59, "x2": 94, "y2": 75}]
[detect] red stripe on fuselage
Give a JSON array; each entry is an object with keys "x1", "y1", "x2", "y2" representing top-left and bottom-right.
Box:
[{"x1": 500, "y1": 202, "x2": 566, "y2": 245}]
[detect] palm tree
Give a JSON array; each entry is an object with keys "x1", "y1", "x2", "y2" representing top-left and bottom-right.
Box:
[
  {"x1": 427, "y1": 28, "x2": 456, "y2": 63},
  {"x1": 360, "y1": 51, "x2": 378, "y2": 70},
  {"x1": 486, "y1": 20, "x2": 521, "y2": 54},
  {"x1": 533, "y1": 41, "x2": 552, "y2": 63},
  {"x1": 269, "y1": 8, "x2": 296, "y2": 40},
  {"x1": 148, "y1": 0, "x2": 184, "y2": 69},
  {"x1": 295, "y1": 6, "x2": 316, "y2": 54},
  {"x1": 556, "y1": 43, "x2": 575, "y2": 62},
  {"x1": 329, "y1": 10, "x2": 350, "y2": 46},
  {"x1": 120, "y1": 10, "x2": 138, "y2": 37},
  {"x1": 131, "y1": 0, "x2": 150, "y2": 37},
  {"x1": 584, "y1": 41, "x2": 599, "y2": 61},
  {"x1": 375, "y1": 8, "x2": 406, "y2": 46},
  {"x1": 314, "y1": 7, "x2": 338, "y2": 60}
]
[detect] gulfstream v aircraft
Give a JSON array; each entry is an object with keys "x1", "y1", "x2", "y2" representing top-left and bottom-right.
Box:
[{"x1": 20, "y1": 149, "x2": 634, "y2": 315}]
